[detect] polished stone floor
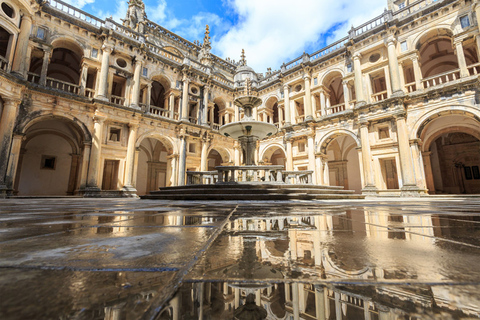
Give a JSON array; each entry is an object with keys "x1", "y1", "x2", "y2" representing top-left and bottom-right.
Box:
[{"x1": 0, "y1": 198, "x2": 480, "y2": 319}]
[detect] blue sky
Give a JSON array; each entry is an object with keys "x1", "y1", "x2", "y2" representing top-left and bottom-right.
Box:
[{"x1": 72, "y1": 0, "x2": 387, "y2": 72}]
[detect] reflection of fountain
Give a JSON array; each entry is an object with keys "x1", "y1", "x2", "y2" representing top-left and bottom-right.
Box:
[{"x1": 220, "y1": 78, "x2": 277, "y2": 166}]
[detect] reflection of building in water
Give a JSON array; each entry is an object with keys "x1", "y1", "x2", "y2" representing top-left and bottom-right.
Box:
[{"x1": 181, "y1": 212, "x2": 480, "y2": 319}]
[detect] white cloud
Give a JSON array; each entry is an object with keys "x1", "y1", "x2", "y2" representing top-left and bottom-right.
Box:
[
  {"x1": 213, "y1": 0, "x2": 386, "y2": 71},
  {"x1": 63, "y1": 0, "x2": 95, "y2": 9}
]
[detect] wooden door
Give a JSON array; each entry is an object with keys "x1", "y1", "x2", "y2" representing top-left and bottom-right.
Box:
[{"x1": 102, "y1": 160, "x2": 119, "y2": 190}]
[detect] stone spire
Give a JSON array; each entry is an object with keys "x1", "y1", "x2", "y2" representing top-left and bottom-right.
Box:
[
  {"x1": 199, "y1": 24, "x2": 213, "y2": 66},
  {"x1": 239, "y1": 49, "x2": 247, "y2": 66}
]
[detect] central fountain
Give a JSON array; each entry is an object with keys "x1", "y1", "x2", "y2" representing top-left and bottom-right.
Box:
[{"x1": 219, "y1": 77, "x2": 277, "y2": 166}]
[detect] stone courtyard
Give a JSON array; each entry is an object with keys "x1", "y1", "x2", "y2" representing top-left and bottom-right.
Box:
[{"x1": 1, "y1": 198, "x2": 480, "y2": 319}]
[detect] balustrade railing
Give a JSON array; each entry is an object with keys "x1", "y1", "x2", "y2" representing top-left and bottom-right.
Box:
[
  {"x1": 110, "y1": 95, "x2": 125, "y2": 106},
  {"x1": 107, "y1": 18, "x2": 142, "y2": 41},
  {"x1": 393, "y1": 0, "x2": 440, "y2": 19},
  {"x1": 405, "y1": 82, "x2": 417, "y2": 93},
  {"x1": 422, "y1": 69, "x2": 460, "y2": 88},
  {"x1": 327, "y1": 103, "x2": 346, "y2": 115},
  {"x1": 351, "y1": 13, "x2": 387, "y2": 37},
  {"x1": 296, "y1": 115, "x2": 305, "y2": 123},
  {"x1": 371, "y1": 90, "x2": 388, "y2": 102},
  {"x1": 310, "y1": 37, "x2": 348, "y2": 62},
  {"x1": 282, "y1": 171, "x2": 314, "y2": 184},
  {"x1": 467, "y1": 62, "x2": 480, "y2": 76},
  {"x1": 27, "y1": 72, "x2": 40, "y2": 84},
  {"x1": 46, "y1": 0, "x2": 104, "y2": 28},
  {"x1": 211, "y1": 123, "x2": 220, "y2": 131},
  {"x1": 84, "y1": 88, "x2": 95, "y2": 98},
  {"x1": 0, "y1": 56, "x2": 8, "y2": 71},
  {"x1": 188, "y1": 117, "x2": 198, "y2": 124},
  {"x1": 148, "y1": 105, "x2": 170, "y2": 118},
  {"x1": 216, "y1": 166, "x2": 285, "y2": 184},
  {"x1": 187, "y1": 171, "x2": 218, "y2": 185},
  {"x1": 46, "y1": 77, "x2": 80, "y2": 94}
]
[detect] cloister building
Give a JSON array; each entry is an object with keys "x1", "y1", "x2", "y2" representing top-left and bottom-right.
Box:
[{"x1": 1, "y1": 0, "x2": 480, "y2": 197}]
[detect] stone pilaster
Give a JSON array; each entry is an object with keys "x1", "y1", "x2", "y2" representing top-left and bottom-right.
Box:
[
  {"x1": 85, "y1": 114, "x2": 106, "y2": 195},
  {"x1": 359, "y1": 119, "x2": 377, "y2": 195},
  {"x1": 96, "y1": 43, "x2": 114, "y2": 100},
  {"x1": 122, "y1": 122, "x2": 139, "y2": 197},
  {"x1": 386, "y1": 37, "x2": 404, "y2": 96},
  {"x1": 11, "y1": 14, "x2": 32, "y2": 77},
  {"x1": 0, "y1": 98, "x2": 21, "y2": 197},
  {"x1": 353, "y1": 53, "x2": 366, "y2": 105},
  {"x1": 283, "y1": 84, "x2": 291, "y2": 126},
  {"x1": 130, "y1": 57, "x2": 143, "y2": 108}
]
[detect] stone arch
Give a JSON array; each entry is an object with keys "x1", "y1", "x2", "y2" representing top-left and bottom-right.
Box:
[
  {"x1": 412, "y1": 26, "x2": 454, "y2": 52},
  {"x1": 212, "y1": 97, "x2": 226, "y2": 125},
  {"x1": 207, "y1": 146, "x2": 231, "y2": 164},
  {"x1": 317, "y1": 129, "x2": 360, "y2": 154},
  {"x1": 150, "y1": 73, "x2": 172, "y2": 90},
  {"x1": 135, "y1": 131, "x2": 176, "y2": 154},
  {"x1": 135, "y1": 135, "x2": 175, "y2": 194},
  {"x1": 260, "y1": 144, "x2": 286, "y2": 166},
  {"x1": 15, "y1": 116, "x2": 88, "y2": 195},
  {"x1": 414, "y1": 108, "x2": 480, "y2": 194},
  {"x1": 17, "y1": 113, "x2": 92, "y2": 143},
  {"x1": 319, "y1": 68, "x2": 344, "y2": 86},
  {"x1": 264, "y1": 95, "x2": 279, "y2": 124},
  {"x1": 50, "y1": 37, "x2": 85, "y2": 57}
]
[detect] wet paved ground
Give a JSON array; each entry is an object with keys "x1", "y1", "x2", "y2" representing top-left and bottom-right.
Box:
[{"x1": 0, "y1": 198, "x2": 480, "y2": 319}]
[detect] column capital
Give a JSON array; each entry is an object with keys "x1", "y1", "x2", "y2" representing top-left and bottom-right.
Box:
[
  {"x1": 101, "y1": 42, "x2": 114, "y2": 53},
  {"x1": 393, "y1": 110, "x2": 407, "y2": 120},
  {"x1": 358, "y1": 118, "x2": 369, "y2": 127},
  {"x1": 3, "y1": 98, "x2": 22, "y2": 107},
  {"x1": 283, "y1": 83, "x2": 290, "y2": 90},
  {"x1": 128, "y1": 122, "x2": 139, "y2": 130},
  {"x1": 20, "y1": 13, "x2": 33, "y2": 22},
  {"x1": 93, "y1": 114, "x2": 107, "y2": 123},
  {"x1": 352, "y1": 52, "x2": 362, "y2": 60},
  {"x1": 386, "y1": 36, "x2": 397, "y2": 46}
]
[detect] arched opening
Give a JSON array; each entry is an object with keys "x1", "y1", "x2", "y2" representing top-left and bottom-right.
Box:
[
  {"x1": 16, "y1": 118, "x2": 86, "y2": 195},
  {"x1": 418, "y1": 112, "x2": 480, "y2": 194},
  {"x1": 322, "y1": 72, "x2": 346, "y2": 114},
  {"x1": 207, "y1": 149, "x2": 223, "y2": 171},
  {"x1": 150, "y1": 81, "x2": 166, "y2": 109},
  {"x1": 47, "y1": 47, "x2": 82, "y2": 85},
  {"x1": 135, "y1": 138, "x2": 172, "y2": 195},
  {"x1": 265, "y1": 97, "x2": 279, "y2": 125},
  {"x1": 261, "y1": 146, "x2": 286, "y2": 166},
  {"x1": 324, "y1": 135, "x2": 362, "y2": 193},
  {"x1": 212, "y1": 98, "x2": 226, "y2": 126}
]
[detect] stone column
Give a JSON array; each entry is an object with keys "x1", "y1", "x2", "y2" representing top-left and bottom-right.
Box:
[
  {"x1": 178, "y1": 131, "x2": 188, "y2": 185},
  {"x1": 353, "y1": 53, "x2": 365, "y2": 104},
  {"x1": 122, "y1": 123, "x2": 139, "y2": 194},
  {"x1": 386, "y1": 38, "x2": 403, "y2": 95},
  {"x1": 169, "y1": 92, "x2": 175, "y2": 119},
  {"x1": 96, "y1": 43, "x2": 114, "y2": 100},
  {"x1": 0, "y1": 98, "x2": 21, "y2": 196},
  {"x1": 359, "y1": 120, "x2": 377, "y2": 194},
  {"x1": 395, "y1": 112, "x2": 421, "y2": 195},
  {"x1": 4, "y1": 134, "x2": 23, "y2": 194},
  {"x1": 79, "y1": 62, "x2": 89, "y2": 96},
  {"x1": 304, "y1": 74, "x2": 313, "y2": 120},
  {"x1": 130, "y1": 57, "x2": 143, "y2": 108},
  {"x1": 132, "y1": 147, "x2": 140, "y2": 187},
  {"x1": 475, "y1": 3, "x2": 480, "y2": 35},
  {"x1": 343, "y1": 81, "x2": 350, "y2": 109},
  {"x1": 286, "y1": 137, "x2": 293, "y2": 171},
  {"x1": 307, "y1": 131, "x2": 317, "y2": 184},
  {"x1": 315, "y1": 287, "x2": 326, "y2": 320},
  {"x1": 202, "y1": 86, "x2": 209, "y2": 125},
  {"x1": 319, "y1": 89, "x2": 327, "y2": 116},
  {"x1": 234, "y1": 141, "x2": 241, "y2": 166},
  {"x1": 410, "y1": 139, "x2": 426, "y2": 190},
  {"x1": 320, "y1": 154, "x2": 330, "y2": 185},
  {"x1": 422, "y1": 151, "x2": 435, "y2": 194},
  {"x1": 454, "y1": 38, "x2": 469, "y2": 78},
  {"x1": 200, "y1": 137, "x2": 209, "y2": 171},
  {"x1": 311, "y1": 94, "x2": 317, "y2": 117},
  {"x1": 86, "y1": 115, "x2": 106, "y2": 191},
  {"x1": 11, "y1": 14, "x2": 32, "y2": 77},
  {"x1": 292, "y1": 283, "x2": 300, "y2": 320},
  {"x1": 181, "y1": 76, "x2": 190, "y2": 121},
  {"x1": 78, "y1": 143, "x2": 91, "y2": 191},
  {"x1": 283, "y1": 84, "x2": 291, "y2": 126},
  {"x1": 39, "y1": 48, "x2": 51, "y2": 86},
  {"x1": 412, "y1": 54, "x2": 423, "y2": 90}
]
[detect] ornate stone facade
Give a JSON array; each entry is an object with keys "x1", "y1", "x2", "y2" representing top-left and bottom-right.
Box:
[{"x1": 0, "y1": 0, "x2": 479, "y2": 197}]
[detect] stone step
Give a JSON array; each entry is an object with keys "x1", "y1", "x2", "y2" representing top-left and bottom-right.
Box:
[
  {"x1": 141, "y1": 193, "x2": 364, "y2": 201},
  {"x1": 150, "y1": 187, "x2": 356, "y2": 195}
]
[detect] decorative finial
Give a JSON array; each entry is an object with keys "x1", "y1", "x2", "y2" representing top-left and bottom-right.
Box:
[
  {"x1": 203, "y1": 24, "x2": 211, "y2": 49},
  {"x1": 240, "y1": 49, "x2": 247, "y2": 66}
]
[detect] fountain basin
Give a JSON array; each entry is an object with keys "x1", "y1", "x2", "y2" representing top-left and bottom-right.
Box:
[{"x1": 219, "y1": 121, "x2": 277, "y2": 140}]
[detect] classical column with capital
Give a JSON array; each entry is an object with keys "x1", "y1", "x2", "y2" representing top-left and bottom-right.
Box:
[
  {"x1": 307, "y1": 130, "x2": 317, "y2": 184},
  {"x1": 283, "y1": 84, "x2": 291, "y2": 126},
  {"x1": 0, "y1": 98, "x2": 21, "y2": 196},
  {"x1": 181, "y1": 75, "x2": 190, "y2": 121},
  {"x1": 96, "y1": 43, "x2": 114, "y2": 100},
  {"x1": 11, "y1": 14, "x2": 32, "y2": 76},
  {"x1": 304, "y1": 74, "x2": 313, "y2": 121},
  {"x1": 454, "y1": 38, "x2": 469, "y2": 78},
  {"x1": 353, "y1": 53, "x2": 366, "y2": 105},
  {"x1": 130, "y1": 57, "x2": 143, "y2": 108},
  {"x1": 202, "y1": 85, "x2": 210, "y2": 125},
  {"x1": 85, "y1": 115, "x2": 106, "y2": 192},
  {"x1": 386, "y1": 37, "x2": 404, "y2": 96},
  {"x1": 359, "y1": 120, "x2": 377, "y2": 195},
  {"x1": 122, "y1": 123, "x2": 139, "y2": 195},
  {"x1": 395, "y1": 111, "x2": 422, "y2": 195},
  {"x1": 178, "y1": 130, "x2": 188, "y2": 186},
  {"x1": 285, "y1": 137, "x2": 294, "y2": 171},
  {"x1": 39, "y1": 48, "x2": 51, "y2": 86}
]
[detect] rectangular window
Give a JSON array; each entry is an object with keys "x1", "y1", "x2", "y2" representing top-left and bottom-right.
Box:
[
  {"x1": 460, "y1": 15, "x2": 470, "y2": 28},
  {"x1": 464, "y1": 166, "x2": 473, "y2": 180},
  {"x1": 400, "y1": 41, "x2": 408, "y2": 52},
  {"x1": 280, "y1": 91, "x2": 284, "y2": 99},
  {"x1": 36, "y1": 27, "x2": 46, "y2": 40},
  {"x1": 313, "y1": 78, "x2": 318, "y2": 86},
  {"x1": 41, "y1": 155, "x2": 56, "y2": 170},
  {"x1": 188, "y1": 143, "x2": 196, "y2": 153},
  {"x1": 378, "y1": 127, "x2": 390, "y2": 139},
  {"x1": 298, "y1": 142, "x2": 305, "y2": 153},
  {"x1": 91, "y1": 48, "x2": 98, "y2": 58},
  {"x1": 398, "y1": 2, "x2": 405, "y2": 9},
  {"x1": 346, "y1": 64, "x2": 352, "y2": 73},
  {"x1": 473, "y1": 166, "x2": 480, "y2": 179},
  {"x1": 142, "y1": 67, "x2": 148, "y2": 77},
  {"x1": 109, "y1": 128, "x2": 121, "y2": 142}
]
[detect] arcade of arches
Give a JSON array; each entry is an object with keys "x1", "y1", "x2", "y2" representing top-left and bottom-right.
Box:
[{"x1": 1, "y1": 0, "x2": 480, "y2": 198}]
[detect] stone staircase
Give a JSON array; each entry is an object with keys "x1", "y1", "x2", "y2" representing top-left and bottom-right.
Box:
[{"x1": 141, "y1": 183, "x2": 364, "y2": 201}]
